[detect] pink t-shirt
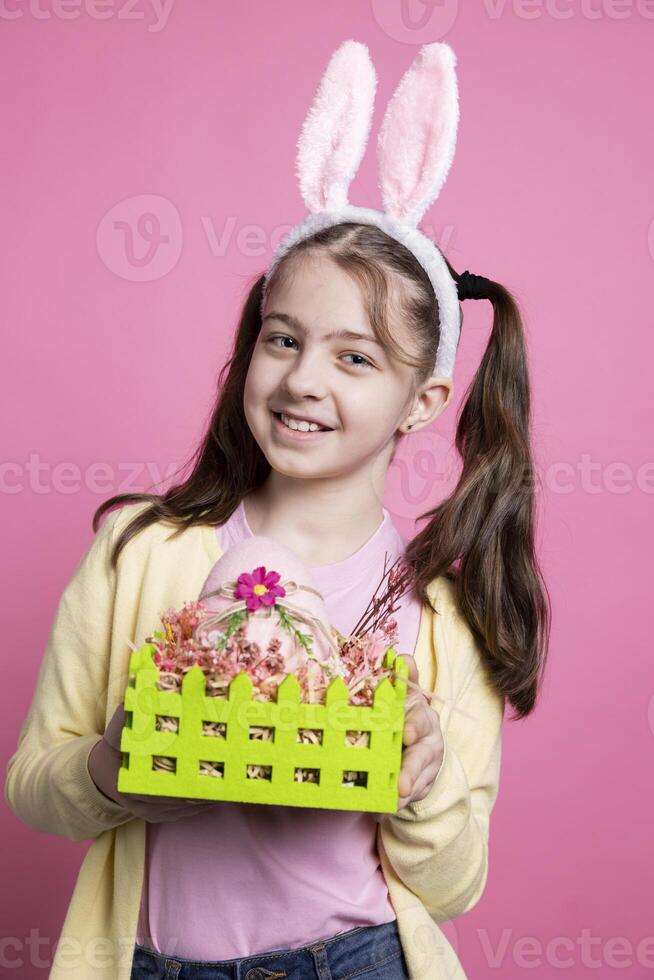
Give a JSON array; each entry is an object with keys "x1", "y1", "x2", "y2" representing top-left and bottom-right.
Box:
[{"x1": 136, "y1": 500, "x2": 423, "y2": 960}]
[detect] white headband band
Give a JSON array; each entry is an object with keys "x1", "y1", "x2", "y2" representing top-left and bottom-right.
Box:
[{"x1": 259, "y1": 40, "x2": 462, "y2": 380}]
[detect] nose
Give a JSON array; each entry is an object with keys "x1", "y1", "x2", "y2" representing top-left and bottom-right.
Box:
[{"x1": 280, "y1": 350, "x2": 329, "y2": 400}]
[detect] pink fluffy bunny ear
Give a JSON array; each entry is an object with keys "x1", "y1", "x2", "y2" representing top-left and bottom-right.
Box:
[
  {"x1": 377, "y1": 42, "x2": 459, "y2": 228},
  {"x1": 296, "y1": 39, "x2": 377, "y2": 213}
]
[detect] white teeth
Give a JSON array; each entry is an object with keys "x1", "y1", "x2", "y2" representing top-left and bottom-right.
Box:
[{"x1": 280, "y1": 412, "x2": 326, "y2": 432}]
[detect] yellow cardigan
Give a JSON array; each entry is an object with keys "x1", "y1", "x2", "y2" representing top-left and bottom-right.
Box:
[{"x1": 4, "y1": 502, "x2": 505, "y2": 980}]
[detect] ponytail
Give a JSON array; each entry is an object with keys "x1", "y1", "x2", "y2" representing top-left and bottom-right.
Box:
[{"x1": 404, "y1": 271, "x2": 551, "y2": 720}]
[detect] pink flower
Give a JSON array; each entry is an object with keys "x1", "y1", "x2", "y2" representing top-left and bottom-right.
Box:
[{"x1": 234, "y1": 565, "x2": 286, "y2": 612}]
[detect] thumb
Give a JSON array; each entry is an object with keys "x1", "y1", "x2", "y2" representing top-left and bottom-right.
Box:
[
  {"x1": 103, "y1": 702, "x2": 127, "y2": 752},
  {"x1": 396, "y1": 652, "x2": 419, "y2": 686}
]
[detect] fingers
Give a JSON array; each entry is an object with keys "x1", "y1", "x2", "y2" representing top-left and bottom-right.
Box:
[
  {"x1": 397, "y1": 769, "x2": 412, "y2": 803},
  {"x1": 124, "y1": 792, "x2": 212, "y2": 806},
  {"x1": 397, "y1": 653, "x2": 419, "y2": 685},
  {"x1": 399, "y1": 759, "x2": 441, "y2": 808},
  {"x1": 398, "y1": 653, "x2": 431, "y2": 733},
  {"x1": 397, "y1": 753, "x2": 437, "y2": 809},
  {"x1": 121, "y1": 789, "x2": 219, "y2": 810},
  {"x1": 396, "y1": 693, "x2": 443, "y2": 810},
  {"x1": 397, "y1": 742, "x2": 427, "y2": 800},
  {"x1": 403, "y1": 699, "x2": 434, "y2": 746},
  {"x1": 122, "y1": 798, "x2": 218, "y2": 822},
  {"x1": 103, "y1": 703, "x2": 127, "y2": 751}
]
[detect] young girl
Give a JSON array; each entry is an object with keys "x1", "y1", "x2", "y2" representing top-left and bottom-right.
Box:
[{"x1": 5, "y1": 41, "x2": 549, "y2": 980}]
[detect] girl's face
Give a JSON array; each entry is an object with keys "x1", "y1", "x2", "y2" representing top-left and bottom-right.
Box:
[{"x1": 243, "y1": 253, "x2": 423, "y2": 485}]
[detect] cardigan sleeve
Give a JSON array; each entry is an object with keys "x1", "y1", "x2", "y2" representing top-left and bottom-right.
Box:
[
  {"x1": 4, "y1": 508, "x2": 136, "y2": 842},
  {"x1": 378, "y1": 596, "x2": 505, "y2": 922}
]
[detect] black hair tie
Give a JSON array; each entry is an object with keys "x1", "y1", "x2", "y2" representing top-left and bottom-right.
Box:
[{"x1": 456, "y1": 269, "x2": 490, "y2": 301}]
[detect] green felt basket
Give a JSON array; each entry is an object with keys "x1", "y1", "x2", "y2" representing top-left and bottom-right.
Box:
[{"x1": 117, "y1": 642, "x2": 408, "y2": 812}]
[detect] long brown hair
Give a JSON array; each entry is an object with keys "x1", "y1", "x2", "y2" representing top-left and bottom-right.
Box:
[{"x1": 94, "y1": 222, "x2": 550, "y2": 720}]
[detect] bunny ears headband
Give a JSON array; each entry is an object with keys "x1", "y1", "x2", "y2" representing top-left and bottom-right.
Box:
[{"x1": 260, "y1": 40, "x2": 485, "y2": 380}]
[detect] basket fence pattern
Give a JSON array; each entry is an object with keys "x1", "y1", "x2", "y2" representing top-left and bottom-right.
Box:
[{"x1": 118, "y1": 642, "x2": 408, "y2": 812}]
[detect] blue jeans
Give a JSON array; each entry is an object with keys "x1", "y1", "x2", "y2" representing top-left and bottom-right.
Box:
[{"x1": 129, "y1": 918, "x2": 409, "y2": 979}]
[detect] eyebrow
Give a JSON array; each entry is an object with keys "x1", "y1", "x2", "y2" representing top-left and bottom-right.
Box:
[{"x1": 262, "y1": 311, "x2": 383, "y2": 347}]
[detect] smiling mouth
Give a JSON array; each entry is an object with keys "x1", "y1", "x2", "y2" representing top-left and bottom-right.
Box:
[{"x1": 271, "y1": 411, "x2": 335, "y2": 434}]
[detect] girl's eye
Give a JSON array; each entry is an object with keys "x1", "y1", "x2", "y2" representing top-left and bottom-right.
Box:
[
  {"x1": 342, "y1": 353, "x2": 373, "y2": 370},
  {"x1": 266, "y1": 335, "x2": 296, "y2": 351},
  {"x1": 265, "y1": 335, "x2": 373, "y2": 370}
]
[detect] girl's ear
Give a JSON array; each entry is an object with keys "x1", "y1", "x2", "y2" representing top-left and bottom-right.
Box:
[
  {"x1": 296, "y1": 39, "x2": 377, "y2": 213},
  {"x1": 377, "y1": 42, "x2": 460, "y2": 228}
]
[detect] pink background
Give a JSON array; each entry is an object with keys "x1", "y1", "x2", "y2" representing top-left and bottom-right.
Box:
[{"x1": 2, "y1": 2, "x2": 652, "y2": 977}]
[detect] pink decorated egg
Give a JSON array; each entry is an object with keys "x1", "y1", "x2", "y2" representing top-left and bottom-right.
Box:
[{"x1": 197, "y1": 535, "x2": 339, "y2": 674}]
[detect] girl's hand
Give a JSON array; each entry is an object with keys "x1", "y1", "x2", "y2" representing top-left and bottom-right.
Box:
[
  {"x1": 395, "y1": 653, "x2": 444, "y2": 811},
  {"x1": 87, "y1": 703, "x2": 220, "y2": 822}
]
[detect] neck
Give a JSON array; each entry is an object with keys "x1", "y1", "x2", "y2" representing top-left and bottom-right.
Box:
[{"x1": 242, "y1": 473, "x2": 386, "y2": 566}]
